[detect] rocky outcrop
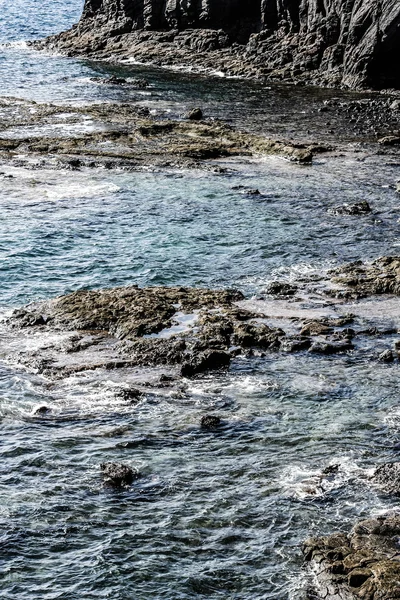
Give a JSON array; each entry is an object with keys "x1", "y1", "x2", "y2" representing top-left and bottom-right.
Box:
[
  {"x1": 35, "y1": 0, "x2": 400, "y2": 89},
  {"x1": 329, "y1": 256, "x2": 400, "y2": 298},
  {"x1": 373, "y1": 462, "x2": 400, "y2": 495},
  {"x1": 303, "y1": 514, "x2": 400, "y2": 599}
]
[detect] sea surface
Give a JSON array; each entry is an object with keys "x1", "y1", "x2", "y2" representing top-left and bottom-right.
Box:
[{"x1": 1, "y1": 3, "x2": 400, "y2": 599}]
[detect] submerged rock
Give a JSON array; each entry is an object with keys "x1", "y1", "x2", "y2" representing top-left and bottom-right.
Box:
[
  {"x1": 101, "y1": 462, "x2": 139, "y2": 488},
  {"x1": 329, "y1": 201, "x2": 371, "y2": 216},
  {"x1": 303, "y1": 514, "x2": 400, "y2": 600}
]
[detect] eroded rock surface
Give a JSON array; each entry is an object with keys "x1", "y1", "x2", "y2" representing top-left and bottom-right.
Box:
[
  {"x1": 329, "y1": 256, "x2": 400, "y2": 298},
  {"x1": 34, "y1": 0, "x2": 400, "y2": 90},
  {"x1": 303, "y1": 514, "x2": 400, "y2": 600},
  {"x1": 0, "y1": 97, "x2": 317, "y2": 171}
]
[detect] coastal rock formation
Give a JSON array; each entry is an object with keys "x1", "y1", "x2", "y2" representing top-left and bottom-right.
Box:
[
  {"x1": 329, "y1": 256, "x2": 400, "y2": 298},
  {"x1": 35, "y1": 0, "x2": 400, "y2": 89},
  {"x1": 303, "y1": 514, "x2": 400, "y2": 599},
  {"x1": 373, "y1": 462, "x2": 400, "y2": 496}
]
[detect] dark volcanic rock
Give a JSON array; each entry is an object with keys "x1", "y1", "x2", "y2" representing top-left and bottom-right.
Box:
[
  {"x1": 115, "y1": 387, "x2": 144, "y2": 402},
  {"x1": 34, "y1": 0, "x2": 400, "y2": 90},
  {"x1": 373, "y1": 463, "x2": 400, "y2": 495},
  {"x1": 266, "y1": 281, "x2": 298, "y2": 296},
  {"x1": 101, "y1": 462, "x2": 139, "y2": 487},
  {"x1": 180, "y1": 350, "x2": 231, "y2": 377},
  {"x1": 33, "y1": 405, "x2": 52, "y2": 415},
  {"x1": 329, "y1": 201, "x2": 372, "y2": 216},
  {"x1": 303, "y1": 514, "x2": 400, "y2": 600},
  {"x1": 200, "y1": 414, "x2": 221, "y2": 429},
  {"x1": 378, "y1": 349, "x2": 394, "y2": 363},
  {"x1": 184, "y1": 108, "x2": 203, "y2": 121}
]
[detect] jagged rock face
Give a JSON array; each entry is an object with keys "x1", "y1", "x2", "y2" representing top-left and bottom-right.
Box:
[
  {"x1": 69, "y1": 0, "x2": 400, "y2": 88},
  {"x1": 81, "y1": 0, "x2": 261, "y2": 34}
]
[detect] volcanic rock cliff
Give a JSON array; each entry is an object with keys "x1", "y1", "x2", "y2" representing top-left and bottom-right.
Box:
[{"x1": 37, "y1": 0, "x2": 400, "y2": 89}]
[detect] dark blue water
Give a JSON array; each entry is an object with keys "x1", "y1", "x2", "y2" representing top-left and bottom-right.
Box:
[{"x1": 1, "y1": 4, "x2": 400, "y2": 600}]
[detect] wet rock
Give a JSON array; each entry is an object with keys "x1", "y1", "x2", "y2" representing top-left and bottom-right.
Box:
[
  {"x1": 300, "y1": 321, "x2": 334, "y2": 336},
  {"x1": 265, "y1": 281, "x2": 298, "y2": 296},
  {"x1": 33, "y1": 405, "x2": 52, "y2": 415},
  {"x1": 372, "y1": 462, "x2": 400, "y2": 495},
  {"x1": 303, "y1": 514, "x2": 400, "y2": 600},
  {"x1": 329, "y1": 201, "x2": 371, "y2": 216},
  {"x1": 322, "y1": 464, "x2": 340, "y2": 476},
  {"x1": 330, "y1": 256, "x2": 400, "y2": 298},
  {"x1": 184, "y1": 108, "x2": 203, "y2": 121},
  {"x1": 100, "y1": 462, "x2": 139, "y2": 487},
  {"x1": 102, "y1": 75, "x2": 127, "y2": 85},
  {"x1": 309, "y1": 340, "x2": 354, "y2": 354},
  {"x1": 159, "y1": 373, "x2": 175, "y2": 383},
  {"x1": 280, "y1": 336, "x2": 312, "y2": 352},
  {"x1": 378, "y1": 349, "x2": 394, "y2": 363},
  {"x1": 115, "y1": 387, "x2": 143, "y2": 402},
  {"x1": 130, "y1": 77, "x2": 149, "y2": 88},
  {"x1": 200, "y1": 414, "x2": 221, "y2": 429},
  {"x1": 180, "y1": 350, "x2": 231, "y2": 377},
  {"x1": 378, "y1": 135, "x2": 400, "y2": 146},
  {"x1": 35, "y1": 0, "x2": 400, "y2": 91},
  {"x1": 232, "y1": 322, "x2": 284, "y2": 349}
]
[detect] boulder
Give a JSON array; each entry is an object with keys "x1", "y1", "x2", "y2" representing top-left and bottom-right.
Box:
[
  {"x1": 184, "y1": 108, "x2": 203, "y2": 121},
  {"x1": 373, "y1": 462, "x2": 400, "y2": 495},
  {"x1": 100, "y1": 462, "x2": 139, "y2": 487},
  {"x1": 180, "y1": 350, "x2": 231, "y2": 377},
  {"x1": 200, "y1": 414, "x2": 221, "y2": 429}
]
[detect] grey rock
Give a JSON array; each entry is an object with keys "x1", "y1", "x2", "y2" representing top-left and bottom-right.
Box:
[
  {"x1": 266, "y1": 281, "x2": 298, "y2": 296},
  {"x1": 180, "y1": 349, "x2": 231, "y2": 377},
  {"x1": 373, "y1": 462, "x2": 400, "y2": 495}
]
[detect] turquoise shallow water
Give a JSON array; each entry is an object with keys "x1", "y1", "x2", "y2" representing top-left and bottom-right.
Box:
[{"x1": 1, "y1": 3, "x2": 400, "y2": 600}]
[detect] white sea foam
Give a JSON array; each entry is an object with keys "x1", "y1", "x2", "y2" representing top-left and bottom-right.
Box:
[
  {"x1": 278, "y1": 457, "x2": 362, "y2": 500},
  {"x1": 145, "y1": 311, "x2": 199, "y2": 339}
]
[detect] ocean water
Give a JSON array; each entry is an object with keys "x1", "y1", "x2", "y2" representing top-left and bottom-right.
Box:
[{"x1": 1, "y1": 3, "x2": 400, "y2": 600}]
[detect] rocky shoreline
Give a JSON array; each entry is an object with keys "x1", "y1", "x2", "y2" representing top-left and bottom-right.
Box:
[
  {"x1": 3, "y1": 6, "x2": 400, "y2": 592},
  {"x1": 4, "y1": 257, "x2": 400, "y2": 600},
  {"x1": 32, "y1": 1, "x2": 400, "y2": 91}
]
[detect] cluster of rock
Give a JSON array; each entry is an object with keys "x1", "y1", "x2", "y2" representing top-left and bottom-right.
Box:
[
  {"x1": 8, "y1": 256, "x2": 400, "y2": 598},
  {"x1": 304, "y1": 514, "x2": 400, "y2": 600},
  {"x1": 34, "y1": 0, "x2": 400, "y2": 89},
  {"x1": 329, "y1": 256, "x2": 400, "y2": 298},
  {"x1": 0, "y1": 97, "x2": 317, "y2": 172}
]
